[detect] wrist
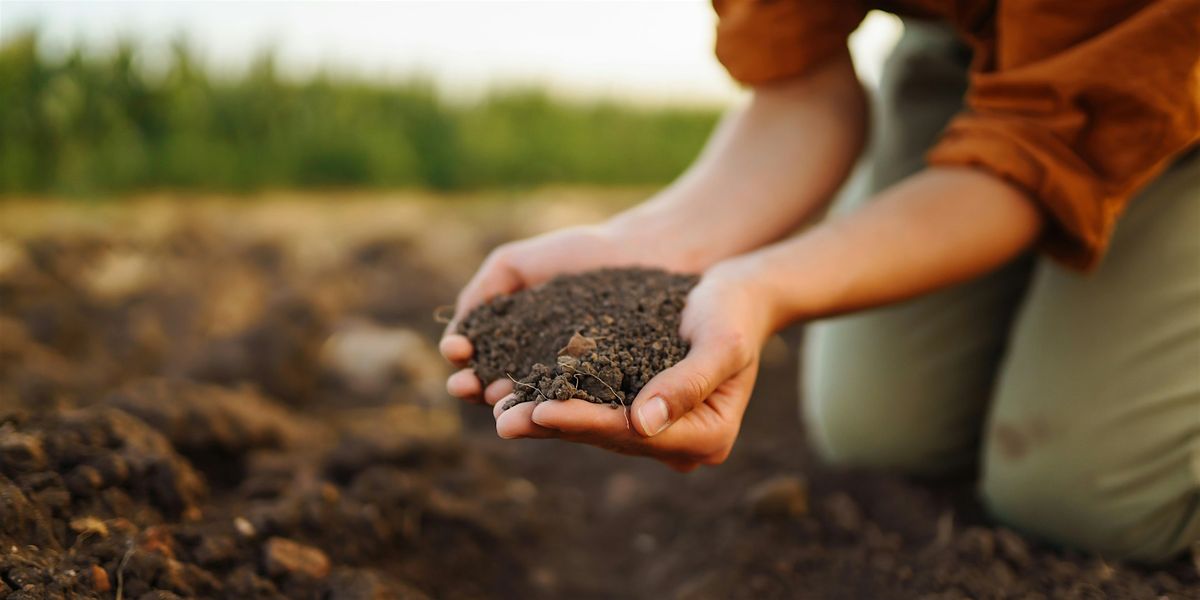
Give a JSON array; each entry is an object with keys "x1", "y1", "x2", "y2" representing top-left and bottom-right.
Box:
[
  {"x1": 601, "y1": 200, "x2": 715, "y2": 273},
  {"x1": 704, "y1": 254, "x2": 787, "y2": 341}
]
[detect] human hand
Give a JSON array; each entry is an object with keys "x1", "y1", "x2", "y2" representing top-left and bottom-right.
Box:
[
  {"x1": 490, "y1": 260, "x2": 774, "y2": 472},
  {"x1": 440, "y1": 223, "x2": 689, "y2": 405}
]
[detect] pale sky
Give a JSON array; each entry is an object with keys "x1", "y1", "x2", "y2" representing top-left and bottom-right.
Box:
[{"x1": 0, "y1": 1, "x2": 902, "y2": 105}]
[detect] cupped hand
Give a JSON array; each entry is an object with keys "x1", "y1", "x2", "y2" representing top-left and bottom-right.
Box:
[
  {"x1": 440, "y1": 223, "x2": 684, "y2": 404},
  {"x1": 491, "y1": 261, "x2": 774, "y2": 472}
]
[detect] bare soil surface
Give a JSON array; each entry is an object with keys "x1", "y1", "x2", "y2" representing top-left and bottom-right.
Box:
[{"x1": 0, "y1": 198, "x2": 1196, "y2": 599}]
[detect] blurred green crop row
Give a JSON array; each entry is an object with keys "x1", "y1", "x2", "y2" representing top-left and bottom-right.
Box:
[{"x1": 0, "y1": 32, "x2": 723, "y2": 196}]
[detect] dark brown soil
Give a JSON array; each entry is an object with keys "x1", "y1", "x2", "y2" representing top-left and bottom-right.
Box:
[
  {"x1": 1, "y1": 201, "x2": 1196, "y2": 600},
  {"x1": 460, "y1": 268, "x2": 697, "y2": 410},
  {"x1": 0, "y1": 219, "x2": 526, "y2": 599},
  {"x1": 0, "y1": 393, "x2": 522, "y2": 599}
]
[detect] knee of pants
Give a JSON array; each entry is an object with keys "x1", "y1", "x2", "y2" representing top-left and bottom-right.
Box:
[
  {"x1": 981, "y1": 428, "x2": 1200, "y2": 564},
  {"x1": 803, "y1": 377, "x2": 976, "y2": 476}
]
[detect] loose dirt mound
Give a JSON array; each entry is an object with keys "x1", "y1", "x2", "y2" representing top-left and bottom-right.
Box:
[
  {"x1": 1, "y1": 201, "x2": 1196, "y2": 599},
  {"x1": 0, "y1": 216, "x2": 533, "y2": 599},
  {"x1": 0, "y1": 397, "x2": 530, "y2": 600},
  {"x1": 461, "y1": 268, "x2": 697, "y2": 409},
  {"x1": 0, "y1": 407, "x2": 213, "y2": 599}
]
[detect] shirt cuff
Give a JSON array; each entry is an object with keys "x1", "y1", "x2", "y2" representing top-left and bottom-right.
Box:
[
  {"x1": 928, "y1": 114, "x2": 1122, "y2": 271},
  {"x1": 713, "y1": 0, "x2": 865, "y2": 86}
]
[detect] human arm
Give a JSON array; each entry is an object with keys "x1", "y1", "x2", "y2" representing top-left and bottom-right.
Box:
[
  {"x1": 512, "y1": 166, "x2": 1044, "y2": 470},
  {"x1": 490, "y1": 0, "x2": 1200, "y2": 468},
  {"x1": 441, "y1": 55, "x2": 868, "y2": 403}
]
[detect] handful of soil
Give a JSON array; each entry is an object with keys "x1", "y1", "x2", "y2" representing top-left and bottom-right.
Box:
[{"x1": 460, "y1": 268, "x2": 698, "y2": 411}]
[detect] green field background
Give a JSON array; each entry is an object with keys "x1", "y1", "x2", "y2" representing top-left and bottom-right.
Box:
[{"x1": 0, "y1": 32, "x2": 724, "y2": 197}]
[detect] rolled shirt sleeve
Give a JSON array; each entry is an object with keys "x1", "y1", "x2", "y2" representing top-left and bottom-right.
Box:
[
  {"x1": 712, "y1": 0, "x2": 867, "y2": 85},
  {"x1": 927, "y1": 0, "x2": 1200, "y2": 269}
]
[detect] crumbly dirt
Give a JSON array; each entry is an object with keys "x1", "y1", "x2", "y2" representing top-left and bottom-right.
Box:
[
  {"x1": 0, "y1": 199, "x2": 1196, "y2": 600},
  {"x1": 460, "y1": 268, "x2": 697, "y2": 410},
  {"x1": 0, "y1": 399, "x2": 518, "y2": 600}
]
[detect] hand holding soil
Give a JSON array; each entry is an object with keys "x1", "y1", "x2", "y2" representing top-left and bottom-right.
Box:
[
  {"x1": 454, "y1": 264, "x2": 771, "y2": 472},
  {"x1": 441, "y1": 222, "x2": 687, "y2": 404}
]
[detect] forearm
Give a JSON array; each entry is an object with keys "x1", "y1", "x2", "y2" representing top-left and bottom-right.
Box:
[
  {"x1": 606, "y1": 54, "x2": 868, "y2": 272},
  {"x1": 729, "y1": 167, "x2": 1044, "y2": 332}
]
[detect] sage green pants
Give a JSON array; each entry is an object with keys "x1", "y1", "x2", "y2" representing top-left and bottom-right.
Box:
[{"x1": 802, "y1": 21, "x2": 1200, "y2": 563}]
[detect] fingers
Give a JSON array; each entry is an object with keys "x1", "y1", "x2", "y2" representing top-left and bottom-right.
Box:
[
  {"x1": 629, "y1": 331, "x2": 750, "y2": 438},
  {"x1": 484, "y1": 379, "x2": 514, "y2": 405},
  {"x1": 445, "y1": 367, "x2": 509, "y2": 407},
  {"x1": 502, "y1": 394, "x2": 738, "y2": 470},
  {"x1": 441, "y1": 249, "x2": 523, "y2": 404},
  {"x1": 529, "y1": 399, "x2": 722, "y2": 467},
  {"x1": 446, "y1": 368, "x2": 483, "y2": 402},
  {"x1": 440, "y1": 263, "x2": 518, "y2": 370},
  {"x1": 496, "y1": 400, "x2": 557, "y2": 439},
  {"x1": 439, "y1": 334, "x2": 473, "y2": 367},
  {"x1": 529, "y1": 399, "x2": 630, "y2": 436}
]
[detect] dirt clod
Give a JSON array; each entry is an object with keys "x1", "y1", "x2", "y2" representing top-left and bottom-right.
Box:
[
  {"x1": 743, "y1": 475, "x2": 809, "y2": 519},
  {"x1": 263, "y1": 537, "x2": 331, "y2": 580},
  {"x1": 823, "y1": 492, "x2": 864, "y2": 533},
  {"x1": 0, "y1": 432, "x2": 47, "y2": 473},
  {"x1": 70, "y1": 516, "x2": 109, "y2": 538},
  {"x1": 460, "y1": 268, "x2": 697, "y2": 410},
  {"x1": 995, "y1": 527, "x2": 1032, "y2": 568},
  {"x1": 89, "y1": 564, "x2": 111, "y2": 593}
]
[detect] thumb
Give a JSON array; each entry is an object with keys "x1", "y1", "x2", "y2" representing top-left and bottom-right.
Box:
[
  {"x1": 630, "y1": 331, "x2": 749, "y2": 437},
  {"x1": 443, "y1": 250, "x2": 523, "y2": 340}
]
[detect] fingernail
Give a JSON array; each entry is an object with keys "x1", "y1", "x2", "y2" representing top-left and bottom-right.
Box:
[{"x1": 638, "y1": 396, "x2": 671, "y2": 437}]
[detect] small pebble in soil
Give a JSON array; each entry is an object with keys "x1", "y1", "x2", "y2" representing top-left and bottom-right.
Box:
[{"x1": 234, "y1": 516, "x2": 257, "y2": 538}]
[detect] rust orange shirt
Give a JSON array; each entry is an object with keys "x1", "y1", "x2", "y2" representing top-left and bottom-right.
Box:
[{"x1": 713, "y1": 0, "x2": 1200, "y2": 269}]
